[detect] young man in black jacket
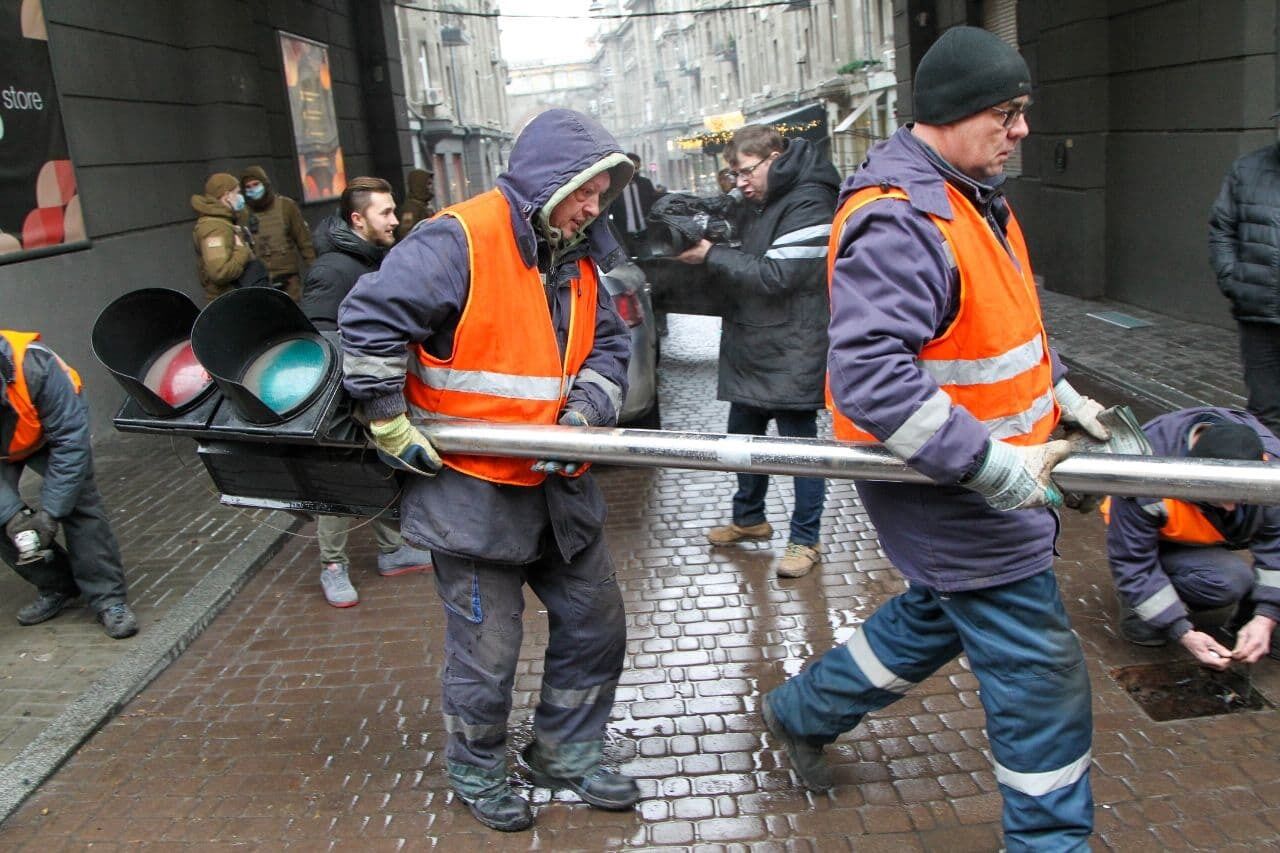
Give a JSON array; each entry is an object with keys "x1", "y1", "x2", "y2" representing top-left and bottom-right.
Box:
[
  {"x1": 300, "y1": 177, "x2": 432, "y2": 607},
  {"x1": 676, "y1": 125, "x2": 840, "y2": 578}
]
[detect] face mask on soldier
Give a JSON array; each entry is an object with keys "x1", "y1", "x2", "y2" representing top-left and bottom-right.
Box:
[{"x1": 245, "y1": 184, "x2": 266, "y2": 201}]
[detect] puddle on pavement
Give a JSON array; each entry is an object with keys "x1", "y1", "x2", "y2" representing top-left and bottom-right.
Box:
[{"x1": 1111, "y1": 661, "x2": 1272, "y2": 722}]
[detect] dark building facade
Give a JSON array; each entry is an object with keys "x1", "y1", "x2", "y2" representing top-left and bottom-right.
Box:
[
  {"x1": 0, "y1": 0, "x2": 413, "y2": 433},
  {"x1": 895, "y1": 0, "x2": 1276, "y2": 330}
]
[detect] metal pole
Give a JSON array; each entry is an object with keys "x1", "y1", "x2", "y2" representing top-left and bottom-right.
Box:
[{"x1": 421, "y1": 422, "x2": 1280, "y2": 506}]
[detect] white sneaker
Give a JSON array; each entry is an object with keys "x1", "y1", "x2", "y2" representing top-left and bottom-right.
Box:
[{"x1": 320, "y1": 562, "x2": 358, "y2": 608}]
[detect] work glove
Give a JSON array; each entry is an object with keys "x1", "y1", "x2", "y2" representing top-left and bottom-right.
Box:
[
  {"x1": 963, "y1": 439, "x2": 1072, "y2": 511},
  {"x1": 1055, "y1": 379, "x2": 1110, "y2": 442},
  {"x1": 1061, "y1": 404, "x2": 1154, "y2": 513},
  {"x1": 5, "y1": 507, "x2": 58, "y2": 550},
  {"x1": 533, "y1": 409, "x2": 590, "y2": 477},
  {"x1": 368, "y1": 414, "x2": 443, "y2": 478}
]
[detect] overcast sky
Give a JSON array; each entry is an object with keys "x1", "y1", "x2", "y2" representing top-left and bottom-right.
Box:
[{"x1": 498, "y1": 0, "x2": 602, "y2": 66}]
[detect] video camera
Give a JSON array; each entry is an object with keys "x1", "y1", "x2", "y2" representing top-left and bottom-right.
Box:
[{"x1": 643, "y1": 191, "x2": 743, "y2": 258}]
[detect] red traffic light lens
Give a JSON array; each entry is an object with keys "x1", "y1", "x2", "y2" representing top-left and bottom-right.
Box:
[
  {"x1": 142, "y1": 340, "x2": 211, "y2": 407},
  {"x1": 242, "y1": 338, "x2": 329, "y2": 415}
]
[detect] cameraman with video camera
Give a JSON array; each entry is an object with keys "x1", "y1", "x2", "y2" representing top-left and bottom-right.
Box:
[{"x1": 675, "y1": 124, "x2": 840, "y2": 578}]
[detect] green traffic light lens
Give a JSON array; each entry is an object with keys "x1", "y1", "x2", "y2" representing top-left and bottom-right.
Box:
[{"x1": 243, "y1": 338, "x2": 329, "y2": 415}]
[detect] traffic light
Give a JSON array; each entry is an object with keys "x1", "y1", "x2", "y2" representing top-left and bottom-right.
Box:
[
  {"x1": 93, "y1": 287, "x2": 396, "y2": 516},
  {"x1": 189, "y1": 286, "x2": 360, "y2": 445},
  {"x1": 91, "y1": 288, "x2": 220, "y2": 435}
]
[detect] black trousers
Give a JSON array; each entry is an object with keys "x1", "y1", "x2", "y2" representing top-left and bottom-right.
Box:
[
  {"x1": 1239, "y1": 321, "x2": 1280, "y2": 439},
  {"x1": 1, "y1": 452, "x2": 128, "y2": 613}
]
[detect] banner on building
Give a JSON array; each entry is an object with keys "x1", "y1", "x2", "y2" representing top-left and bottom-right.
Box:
[
  {"x1": 0, "y1": 0, "x2": 86, "y2": 264},
  {"x1": 279, "y1": 32, "x2": 347, "y2": 203}
]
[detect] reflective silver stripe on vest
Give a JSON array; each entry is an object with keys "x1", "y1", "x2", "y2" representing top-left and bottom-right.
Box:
[
  {"x1": 922, "y1": 335, "x2": 1044, "y2": 388},
  {"x1": 540, "y1": 678, "x2": 617, "y2": 709},
  {"x1": 883, "y1": 389, "x2": 952, "y2": 460},
  {"x1": 575, "y1": 367, "x2": 623, "y2": 418},
  {"x1": 983, "y1": 387, "x2": 1056, "y2": 441},
  {"x1": 844, "y1": 627, "x2": 914, "y2": 694},
  {"x1": 443, "y1": 713, "x2": 508, "y2": 743},
  {"x1": 773, "y1": 224, "x2": 832, "y2": 245},
  {"x1": 409, "y1": 362, "x2": 565, "y2": 401},
  {"x1": 343, "y1": 352, "x2": 406, "y2": 380},
  {"x1": 1256, "y1": 567, "x2": 1280, "y2": 589},
  {"x1": 993, "y1": 749, "x2": 1091, "y2": 797},
  {"x1": 1134, "y1": 583, "x2": 1180, "y2": 621},
  {"x1": 764, "y1": 245, "x2": 828, "y2": 260}
]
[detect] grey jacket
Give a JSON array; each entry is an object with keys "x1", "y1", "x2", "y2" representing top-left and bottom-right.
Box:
[
  {"x1": 0, "y1": 336, "x2": 92, "y2": 524},
  {"x1": 705, "y1": 137, "x2": 840, "y2": 409},
  {"x1": 1209, "y1": 143, "x2": 1280, "y2": 324}
]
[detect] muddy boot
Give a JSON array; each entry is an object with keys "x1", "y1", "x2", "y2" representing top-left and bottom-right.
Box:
[
  {"x1": 1118, "y1": 594, "x2": 1166, "y2": 647},
  {"x1": 522, "y1": 740, "x2": 639, "y2": 810},
  {"x1": 449, "y1": 761, "x2": 532, "y2": 832},
  {"x1": 763, "y1": 693, "x2": 832, "y2": 792}
]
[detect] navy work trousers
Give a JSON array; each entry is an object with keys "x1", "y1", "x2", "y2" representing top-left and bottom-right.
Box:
[
  {"x1": 768, "y1": 569, "x2": 1093, "y2": 851},
  {"x1": 430, "y1": 532, "x2": 626, "y2": 787},
  {"x1": 1, "y1": 452, "x2": 128, "y2": 614}
]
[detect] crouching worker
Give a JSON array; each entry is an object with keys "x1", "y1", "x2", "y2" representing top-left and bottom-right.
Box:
[
  {"x1": 1, "y1": 330, "x2": 136, "y2": 638},
  {"x1": 1107, "y1": 406, "x2": 1280, "y2": 669},
  {"x1": 339, "y1": 109, "x2": 637, "y2": 832}
]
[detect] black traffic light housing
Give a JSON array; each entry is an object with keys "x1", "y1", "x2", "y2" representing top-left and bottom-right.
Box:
[
  {"x1": 91, "y1": 288, "x2": 220, "y2": 436},
  {"x1": 94, "y1": 287, "x2": 397, "y2": 516}
]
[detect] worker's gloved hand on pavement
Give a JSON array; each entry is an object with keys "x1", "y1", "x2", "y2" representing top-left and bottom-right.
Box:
[
  {"x1": 1178, "y1": 628, "x2": 1234, "y2": 671},
  {"x1": 533, "y1": 409, "x2": 590, "y2": 477},
  {"x1": 963, "y1": 439, "x2": 1072, "y2": 511},
  {"x1": 369, "y1": 414, "x2": 443, "y2": 477},
  {"x1": 1055, "y1": 379, "x2": 1110, "y2": 442},
  {"x1": 4, "y1": 507, "x2": 58, "y2": 549}
]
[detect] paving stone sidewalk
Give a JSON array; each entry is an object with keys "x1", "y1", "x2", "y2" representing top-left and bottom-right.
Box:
[{"x1": 2, "y1": 308, "x2": 1278, "y2": 850}]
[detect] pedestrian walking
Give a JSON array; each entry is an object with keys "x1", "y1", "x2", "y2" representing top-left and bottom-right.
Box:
[
  {"x1": 299, "y1": 177, "x2": 432, "y2": 607},
  {"x1": 762, "y1": 27, "x2": 1102, "y2": 850},
  {"x1": 1106, "y1": 406, "x2": 1280, "y2": 668},
  {"x1": 339, "y1": 108, "x2": 637, "y2": 832},
  {"x1": 1, "y1": 330, "x2": 137, "y2": 638},
  {"x1": 393, "y1": 167, "x2": 437, "y2": 242},
  {"x1": 675, "y1": 124, "x2": 840, "y2": 578},
  {"x1": 1208, "y1": 122, "x2": 1280, "y2": 438}
]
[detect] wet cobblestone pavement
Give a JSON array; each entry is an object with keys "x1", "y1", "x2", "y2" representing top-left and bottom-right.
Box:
[{"x1": 4, "y1": 310, "x2": 1280, "y2": 850}]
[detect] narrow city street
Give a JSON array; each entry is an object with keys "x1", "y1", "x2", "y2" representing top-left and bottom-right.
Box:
[{"x1": 3, "y1": 314, "x2": 1280, "y2": 851}]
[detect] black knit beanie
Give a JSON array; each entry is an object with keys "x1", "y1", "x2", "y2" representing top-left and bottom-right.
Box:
[
  {"x1": 913, "y1": 26, "x2": 1032, "y2": 125},
  {"x1": 1189, "y1": 422, "x2": 1264, "y2": 461}
]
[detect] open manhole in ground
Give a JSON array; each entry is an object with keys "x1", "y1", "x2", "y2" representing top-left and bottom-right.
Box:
[{"x1": 1111, "y1": 662, "x2": 1272, "y2": 722}]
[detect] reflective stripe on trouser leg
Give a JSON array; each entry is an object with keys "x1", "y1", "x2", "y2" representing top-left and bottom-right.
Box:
[
  {"x1": 431, "y1": 550, "x2": 528, "y2": 774},
  {"x1": 938, "y1": 570, "x2": 1093, "y2": 852},
  {"x1": 527, "y1": 534, "x2": 626, "y2": 776},
  {"x1": 768, "y1": 584, "x2": 964, "y2": 743}
]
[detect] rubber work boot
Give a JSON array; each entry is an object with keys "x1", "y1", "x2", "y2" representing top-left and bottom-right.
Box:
[
  {"x1": 320, "y1": 562, "x2": 358, "y2": 608},
  {"x1": 98, "y1": 603, "x2": 138, "y2": 639},
  {"x1": 707, "y1": 520, "x2": 773, "y2": 546},
  {"x1": 763, "y1": 694, "x2": 832, "y2": 792},
  {"x1": 458, "y1": 785, "x2": 534, "y2": 832},
  {"x1": 376, "y1": 542, "x2": 433, "y2": 577},
  {"x1": 16, "y1": 592, "x2": 73, "y2": 626},
  {"x1": 1117, "y1": 594, "x2": 1165, "y2": 647},
  {"x1": 776, "y1": 542, "x2": 820, "y2": 578},
  {"x1": 522, "y1": 741, "x2": 640, "y2": 810}
]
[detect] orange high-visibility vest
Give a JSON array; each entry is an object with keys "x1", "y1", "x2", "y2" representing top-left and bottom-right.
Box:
[
  {"x1": 403, "y1": 189, "x2": 599, "y2": 486},
  {"x1": 1100, "y1": 497, "x2": 1228, "y2": 546},
  {"x1": 1, "y1": 330, "x2": 83, "y2": 462},
  {"x1": 825, "y1": 183, "x2": 1058, "y2": 446}
]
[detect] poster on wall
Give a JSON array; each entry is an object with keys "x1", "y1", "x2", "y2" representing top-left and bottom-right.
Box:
[
  {"x1": 279, "y1": 32, "x2": 346, "y2": 203},
  {"x1": 0, "y1": 0, "x2": 86, "y2": 263}
]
